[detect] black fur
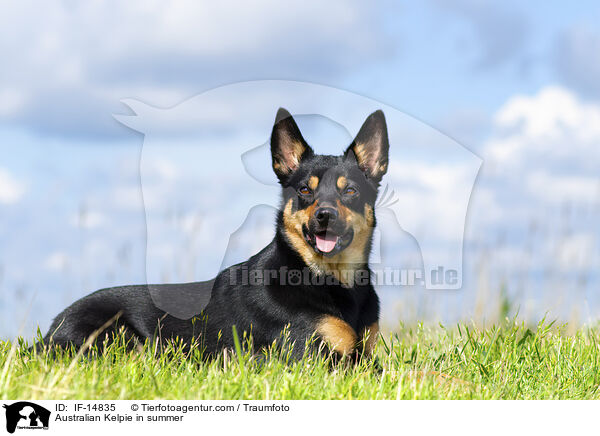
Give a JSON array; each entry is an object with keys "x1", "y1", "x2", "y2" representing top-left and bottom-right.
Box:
[{"x1": 40, "y1": 108, "x2": 390, "y2": 361}]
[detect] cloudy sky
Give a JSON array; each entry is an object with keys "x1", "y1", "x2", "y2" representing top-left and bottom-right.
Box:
[{"x1": 0, "y1": 1, "x2": 599, "y2": 337}]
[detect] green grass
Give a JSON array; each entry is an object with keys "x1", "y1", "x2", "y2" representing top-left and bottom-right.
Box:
[{"x1": 2, "y1": 319, "x2": 600, "y2": 400}]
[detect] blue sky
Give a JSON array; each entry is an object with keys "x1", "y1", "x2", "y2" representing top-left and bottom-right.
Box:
[{"x1": 0, "y1": 1, "x2": 599, "y2": 337}]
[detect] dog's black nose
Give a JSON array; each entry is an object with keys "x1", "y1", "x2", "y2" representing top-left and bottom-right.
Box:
[{"x1": 315, "y1": 207, "x2": 338, "y2": 225}]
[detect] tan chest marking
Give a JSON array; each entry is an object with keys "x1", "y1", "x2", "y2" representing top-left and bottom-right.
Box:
[{"x1": 315, "y1": 315, "x2": 358, "y2": 355}]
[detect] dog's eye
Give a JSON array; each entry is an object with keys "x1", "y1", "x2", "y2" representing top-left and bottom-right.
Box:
[
  {"x1": 298, "y1": 187, "x2": 311, "y2": 196},
  {"x1": 344, "y1": 187, "x2": 358, "y2": 196}
]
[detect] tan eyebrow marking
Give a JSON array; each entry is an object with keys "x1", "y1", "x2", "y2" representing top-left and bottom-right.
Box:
[
  {"x1": 336, "y1": 176, "x2": 347, "y2": 190},
  {"x1": 308, "y1": 176, "x2": 319, "y2": 190}
]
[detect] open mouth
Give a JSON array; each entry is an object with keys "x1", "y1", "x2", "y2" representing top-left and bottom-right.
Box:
[
  {"x1": 302, "y1": 226, "x2": 354, "y2": 256},
  {"x1": 315, "y1": 232, "x2": 339, "y2": 254}
]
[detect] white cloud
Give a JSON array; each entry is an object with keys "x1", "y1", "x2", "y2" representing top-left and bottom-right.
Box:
[
  {"x1": 494, "y1": 86, "x2": 600, "y2": 140},
  {"x1": 527, "y1": 171, "x2": 599, "y2": 204},
  {"x1": 44, "y1": 251, "x2": 70, "y2": 272},
  {"x1": 472, "y1": 86, "x2": 600, "y2": 279},
  {"x1": 0, "y1": 168, "x2": 25, "y2": 204},
  {"x1": 487, "y1": 86, "x2": 600, "y2": 168},
  {"x1": 482, "y1": 86, "x2": 600, "y2": 207},
  {"x1": 386, "y1": 161, "x2": 480, "y2": 241},
  {"x1": 0, "y1": 1, "x2": 391, "y2": 137}
]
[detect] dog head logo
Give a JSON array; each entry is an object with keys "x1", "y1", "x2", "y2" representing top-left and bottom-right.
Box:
[
  {"x1": 3, "y1": 402, "x2": 50, "y2": 433},
  {"x1": 114, "y1": 81, "x2": 481, "y2": 318}
]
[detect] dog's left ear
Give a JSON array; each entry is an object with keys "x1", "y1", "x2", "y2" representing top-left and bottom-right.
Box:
[
  {"x1": 345, "y1": 110, "x2": 389, "y2": 184},
  {"x1": 271, "y1": 108, "x2": 314, "y2": 183}
]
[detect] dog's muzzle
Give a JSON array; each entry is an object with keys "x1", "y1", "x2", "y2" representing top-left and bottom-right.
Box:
[{"x1": 302, "y1": 207, "x2": 354, "y2": 256}]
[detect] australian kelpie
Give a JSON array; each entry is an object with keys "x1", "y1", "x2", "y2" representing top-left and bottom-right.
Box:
[{"x1": 40, "y1": 108, "x2": 390, "y2": 361}]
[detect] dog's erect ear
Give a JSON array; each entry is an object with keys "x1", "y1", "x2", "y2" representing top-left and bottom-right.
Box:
[
  {"x1": 345, "y1": 110, "x2": 389, "y2": 184},
  {"x1": 271, "y1": 108, "x2": 313, "y2": 183}
]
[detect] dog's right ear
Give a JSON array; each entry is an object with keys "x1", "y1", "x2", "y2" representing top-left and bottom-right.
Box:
[{"x1": 271, "y1": 108, "x2": 313, "y2": 183}]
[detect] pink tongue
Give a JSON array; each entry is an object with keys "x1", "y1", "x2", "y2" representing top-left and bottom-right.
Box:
[{"x1": 315, "y1": 234, "x2": 338, "y2": 253}]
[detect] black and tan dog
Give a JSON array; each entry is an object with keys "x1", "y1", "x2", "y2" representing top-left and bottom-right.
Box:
[{"x1": 40, "y1": 108, "x2": 389, "y2": 361}]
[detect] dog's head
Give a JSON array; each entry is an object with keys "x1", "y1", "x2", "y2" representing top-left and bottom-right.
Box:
[{"x1": 271, "y1": 108, "x2": 389, "y2": 282}]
